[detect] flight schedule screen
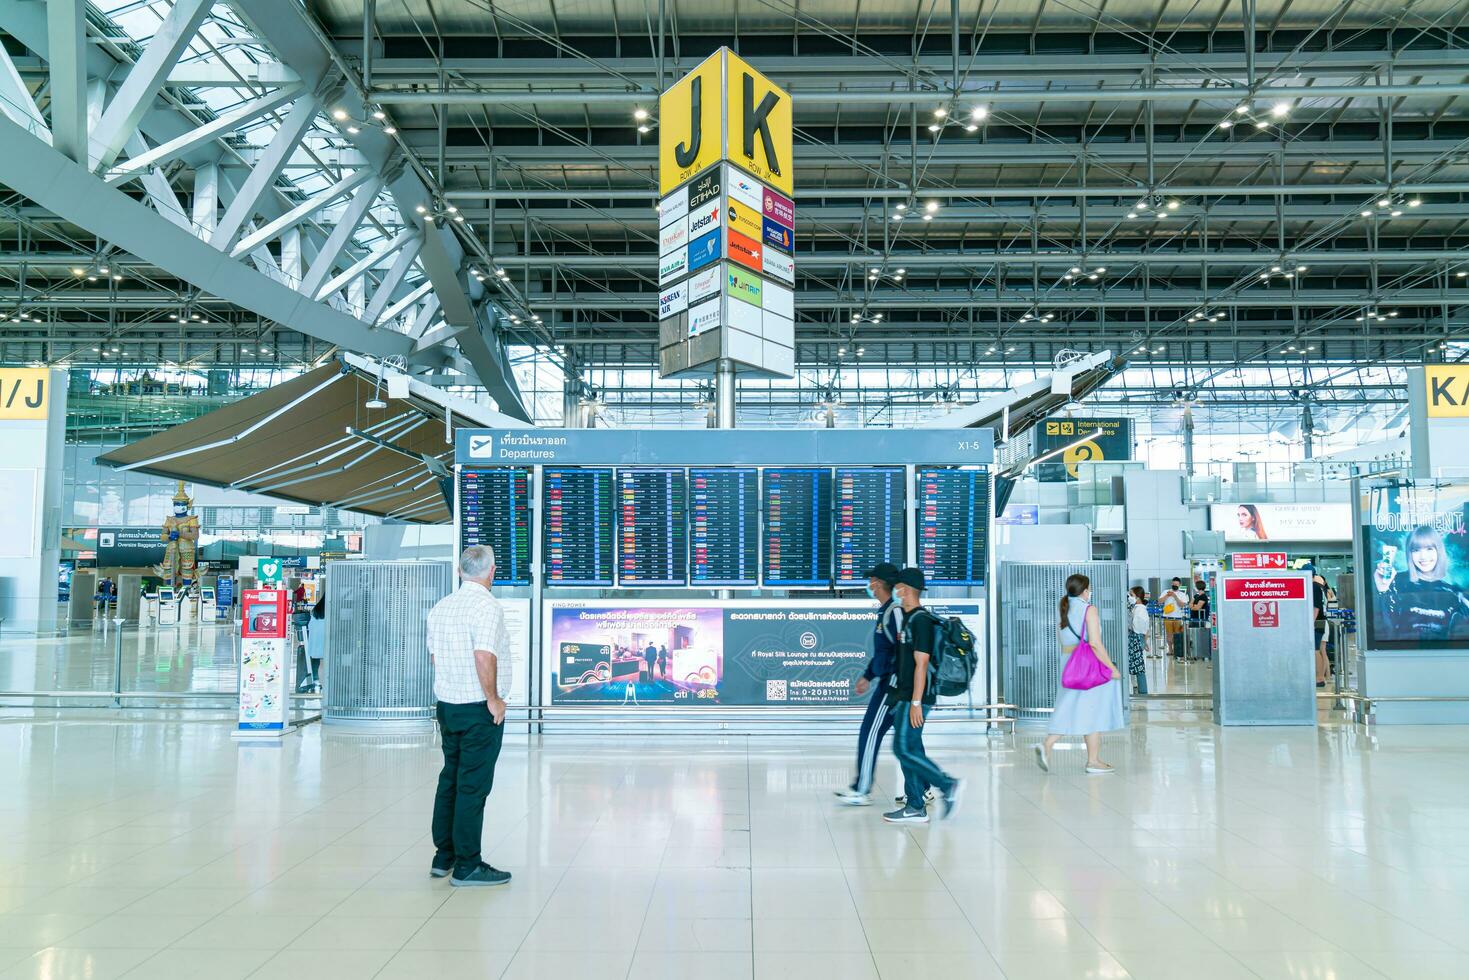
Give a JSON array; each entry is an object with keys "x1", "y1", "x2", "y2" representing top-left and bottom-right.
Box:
[
  {"x1": 617, "y1": 468, "x2": 688, "y2": 586},
  {"x1": 916, "y1": 467, "x2": 990, "y2": 585},
  {"x1": 689, "y1": 467, "x2": 759, "y2": 586},
  {"x1": 762, "y1": 468, "x2": 833, "y2": 587},
  {"x1": 834, "y1": 467, "x2": 907, "y2": 586},
  {"x1": 543, "y1": 467, "x2": 615, "y2": 586},
  {"x1": 457, "y1": 467, "x2": 532, "y2": 584}
]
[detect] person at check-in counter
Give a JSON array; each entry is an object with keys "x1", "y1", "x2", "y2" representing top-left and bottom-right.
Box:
[{"x1": 1373, "y1": 525, "x2": 1469, "y2": 642}]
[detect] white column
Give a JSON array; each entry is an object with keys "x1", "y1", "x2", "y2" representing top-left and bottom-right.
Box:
[{"x1": 0, "y1": 369, "x2": 68, "y2": 632}]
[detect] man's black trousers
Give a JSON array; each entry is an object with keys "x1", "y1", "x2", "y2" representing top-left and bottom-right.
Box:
[{"x1": 432, "y1": 700, "x2": 505, "y2": 875}]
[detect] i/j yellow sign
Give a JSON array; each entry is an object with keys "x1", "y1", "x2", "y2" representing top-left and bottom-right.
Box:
[
  {"x1": 0, "y1": 368, "x2": 49, "y2": 420},
  {"x1": 658, "y1": 48, "x2": 793, "y2": 197}
]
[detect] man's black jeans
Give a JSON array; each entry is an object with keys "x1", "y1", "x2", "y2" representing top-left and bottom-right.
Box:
[{"x1": 432, "y1": 700, "x2": 505, "y2": 875}]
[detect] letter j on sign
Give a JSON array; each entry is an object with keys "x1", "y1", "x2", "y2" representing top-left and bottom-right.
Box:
[{"x1": 659, "y1": 55, "x2": 723, "y2": 194}]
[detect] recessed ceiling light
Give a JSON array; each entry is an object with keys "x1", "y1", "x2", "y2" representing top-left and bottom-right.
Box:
[
  {"x1": 927, "y1": 123, "x2": 941, "y2": 133},
  {"x1": 971, "y1": 106, "x2": 988, "y2": 120},
  {"x1": 1218, "y1": 120, "x2": 1233, "y2": 129},
  {"x1": 383, "y1": 125, "x2": 397, "y2": 135},
  {"x1": 331, "y1": 108, "x2": 348, "y2": 121},
  {"x1": 933, "y1": 107, "x2": 947, "y2": 119},
  {"x1": 634, "y1": 108, "x2": 649, "y2": 121}
]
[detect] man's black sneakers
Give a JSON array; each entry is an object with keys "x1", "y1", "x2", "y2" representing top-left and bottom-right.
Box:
[
  {"x1": 430, "y1": 853, "x2": 455, "y2": 878},
  {"x1": 450, "y1": 862, "x2": 512, "y2": 887}
]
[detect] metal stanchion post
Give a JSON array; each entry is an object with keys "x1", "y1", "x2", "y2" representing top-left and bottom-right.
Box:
[{"x1": 111, "y1": 617, "x2": 126, "y2": 707}]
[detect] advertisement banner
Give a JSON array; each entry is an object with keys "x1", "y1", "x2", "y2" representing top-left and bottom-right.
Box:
[
  {"x1": 96, "y1": 527, "x2": 167, "y2": 567},
  {"x1": 687, "y1": 167, "x2": 721, "y2": 211},
  {"x1": 688, "y1": 296, "x2": 721, "y2": 336},
  {"x1": 658, "y1": 185, "x2": 688, "y2": 226},
  {"x1": 727, "y1": 228, "x2": 763, "y2": 271},
  {"x1": 725, "y1": 164, "x2": 763, "y2": 211},
  {"x1": 763, "y1": 250, "x2": 795, "y2": 285},
  {"x1": 658, "y1": 249, "x2": 688, "y2": 285},
  {"x1": 996, "y1": 504, "x2": 1039, "y2": 526},
  {"x1": 761, "y1": 217, "x2": 794, "y2": 254},
  {"x1": 688, "y1": 263, "x2": 722, "y2": 303},
  {"x1": 1033, "y1": 416, "x2": 1134, "y2": 481},
  {"x1": 1361, "y1": 482, "x2": 1469, "y2": 648},
  {"x1": 1231, "y1": 552, "x2": 1288, "y2": 570},
  {"x1": 687, "y1": 199, "x2": 721, "y2": 239},
  {"x1": 659, "y1": 282, "x2": 688, "y2": 320},
  {"x1": 687, "y1": 227, "x2": 722, "y2": 273},
  {"x1": 726, "y1": 266, "x2": 763, "y2": 308},
  {"x1": 543, "y1": 599, "x2": 983, "y2": 707},
  {"x1": 659, "y1": 216, "x2": 689, "y2": 257},
  {"x1": 726, "y1": 200, "x2": 762, "y2": 241},
  {"x1": 762, "y1": 187, "x2": 794, "y2": 228},
  {"x1": 1211, "y1": 503, "x2": 1352, "y2": 543}
]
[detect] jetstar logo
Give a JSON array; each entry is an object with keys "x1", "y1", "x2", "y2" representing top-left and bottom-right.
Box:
[
  {"x1": 1426, "y1": 365, "x2": 1469, "y2": 418},
  {"x1": 728, "y1": 229, "x2": 762, "y2": 271},
  {"x1": 687, "y1": 200, "x2": 721, "y2": 237}
]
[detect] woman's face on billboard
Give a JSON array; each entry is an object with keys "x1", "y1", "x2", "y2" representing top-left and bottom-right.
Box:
[
  {"x1": 1411, "y1": 543, "x2": 1438, "y2": 575},
  {"x1": 1237, "y1": 506, "x2": 1252, "y2": 529}
]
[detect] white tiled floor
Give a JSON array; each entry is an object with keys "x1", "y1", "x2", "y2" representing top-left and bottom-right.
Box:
[{"x1": 2, "y1": 712, "x2": 1467, "y2": 979}]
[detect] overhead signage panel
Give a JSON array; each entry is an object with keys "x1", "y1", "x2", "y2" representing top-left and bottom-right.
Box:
[
  {"x1": 726, "y1": 200, "x2": 762, "y2": 241},
  {"x1": 726, "y1": 266, "x2": 763, "y2": 308},
  {"x1": 658, "y1": 249, "x2": 688, "y2": 285},
  {"x1": 727, "y1": 229, "x2": 763, "y2": 271},
  {"x1": 762, "y1": 187, "x2": 794, "y2": 227},
  {"x1": 659, "y1": 217, "x2": 689, "y2": 257},
  {"x1": 658, "y1": 184, "x2": 688, "y2": 226},
  {"x1": 725, "y1": 163, "x2": 764, "y2": 211},
  {"x1": 687, "y1": 227, "x2": 722, "y2": 273},
  {"x1": 658, "y1": 55, "x2": 724, "y2": 194},
  {"x1": 761, "y1": 216, "x2": 793, "y2": 254},
  {"x1": 723, "y1": 50, "x2": 793, "y2": 197},
  {"x1": 688, "y1": 263, "x2": 722, "y2": 304},
  {"x1": 763, "y1": 250, "x2": 795, "y2": 284},
  {"x1": 659, "y1": 282, "x2": 688, "y2": 320},
  {"x1": 687, "y1": 166, "x2": 722, "y2": 211},
  {"x1": 456, "y1": 428, "x2": 995, "y2": 466},
  {"x1": 0, "y1": 368, "x2": 50, "y2": 420},
  {"x1": 687, "y1": 198, "x2": 721, "y2": 239}
]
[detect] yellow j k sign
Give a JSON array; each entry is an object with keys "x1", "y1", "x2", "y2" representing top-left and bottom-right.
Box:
[{"x1": 658, "y1": 48, "x2": 793, "y2": 197}]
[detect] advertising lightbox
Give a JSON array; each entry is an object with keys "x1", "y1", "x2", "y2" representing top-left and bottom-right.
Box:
[
  {"x1": 1361, "y1": 482, "x2": 1469, "y2": 649},
  {"x1": 1211, "y1": 503, "x2": 1353, "y2": 543}
]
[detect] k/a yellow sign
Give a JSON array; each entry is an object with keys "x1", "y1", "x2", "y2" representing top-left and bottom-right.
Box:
[
  {"x1": 1425, "y1": 364, "x2": 1469, "y2": 418},
  {"x1": 658, "y1": 48, "x2": 792, "y2": 197},
  {"x1": 0, "y1": 368, "x2": 50, "y2": 420}
]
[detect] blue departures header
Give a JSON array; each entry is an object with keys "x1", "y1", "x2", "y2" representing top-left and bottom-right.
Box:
[{"x1": 456, "y1": 427, "x2": 993, "y2": 467}]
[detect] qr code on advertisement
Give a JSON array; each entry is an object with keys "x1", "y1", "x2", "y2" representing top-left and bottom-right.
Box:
[{"x1": 766, "y1": 680, "x2": 788, "y2": 702}]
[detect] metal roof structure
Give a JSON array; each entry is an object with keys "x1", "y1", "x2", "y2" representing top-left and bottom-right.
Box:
[{"x1": 1, "y1": 0, "x2": 1466, "y2": 436}]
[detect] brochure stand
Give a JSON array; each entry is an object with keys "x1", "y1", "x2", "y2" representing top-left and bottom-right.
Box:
[{"x1": 233, "y1": 588, "x2": 295, "y2": 740}]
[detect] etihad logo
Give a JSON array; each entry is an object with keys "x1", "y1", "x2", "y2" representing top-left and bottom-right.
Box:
[{"x1": 688, "y1": 169, "x2": 721, "y2": 210}]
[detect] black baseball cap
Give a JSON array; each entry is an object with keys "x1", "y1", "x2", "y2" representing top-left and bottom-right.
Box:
[
  {"x1": 863, "y1": 562, "x2": 901, "y2": 585},
  {"x1": 896, "y1": 567, "x2": 927, "y2": 592}
]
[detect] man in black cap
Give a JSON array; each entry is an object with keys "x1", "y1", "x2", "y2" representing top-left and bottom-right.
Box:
[
  {"x1": 834, "y1": 562, "x2": 904, "y2": 806},
  {"x1": 884, "y1": 567, "x2": 963, "y2": 824}
]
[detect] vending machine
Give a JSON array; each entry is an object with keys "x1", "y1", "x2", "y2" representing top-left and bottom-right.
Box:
[{"x1": 234, "y1": 588, "x2": 294, "y2": 739}]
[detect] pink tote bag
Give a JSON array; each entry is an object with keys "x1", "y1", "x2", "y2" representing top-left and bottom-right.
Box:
[{"x1": 1061, "y1": 611, "x2": 1112, "y2": 691}]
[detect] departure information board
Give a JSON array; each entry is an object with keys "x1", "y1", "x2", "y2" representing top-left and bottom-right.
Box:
[
  {"x1": 689, "y1": 467, "x2": 759, "y2": 586},
  {"x1": 457, "y1": 467, "x2": 532, "y2": 584},
  {"x1": 834, "y1": 467, "x2": 907, "y2": 586},
  {"x1": 762, "y1": 468, "x2": 833, "y2": 587},
  {"x1": 916, "y1": 467, "x2": 990, "y2": 585},
  {"x1": 617, "y1": 468, "x2": 688, "y2": 586},
  {"x1": 543, "y1": 467, "x2": 615, "y2": 586}
]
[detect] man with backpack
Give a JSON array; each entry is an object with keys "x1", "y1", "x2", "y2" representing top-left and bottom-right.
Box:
[
  {"x1": 883, "y1": 567, "x2": 965, "y2": 825},
  {"x1": 834, "y1": 563, "x2": 903, "y2": 807}
]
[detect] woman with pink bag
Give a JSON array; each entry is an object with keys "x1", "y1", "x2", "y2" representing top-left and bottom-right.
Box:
[{"x1": 1034, "y1": 573, "x2": 1125, "y2": 775}]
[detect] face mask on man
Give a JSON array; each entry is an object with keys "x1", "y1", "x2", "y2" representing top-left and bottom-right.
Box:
[{"x1": 865, "y1": 585, "x2": 877, "y2": 600}]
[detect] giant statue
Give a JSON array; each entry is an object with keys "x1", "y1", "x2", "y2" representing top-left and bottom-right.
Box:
[{"x1": 159, "y1": 481, "x2": 200, "y2": 590}]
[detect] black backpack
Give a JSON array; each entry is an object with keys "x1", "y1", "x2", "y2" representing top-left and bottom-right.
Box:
[{"x1": 905, "y1": 609, "x2": 980, "y2": 697}]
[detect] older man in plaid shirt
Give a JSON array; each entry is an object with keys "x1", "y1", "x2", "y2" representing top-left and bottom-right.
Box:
[{"x1": 426, "y1": 545, "x2": 514, "y2": 887}]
